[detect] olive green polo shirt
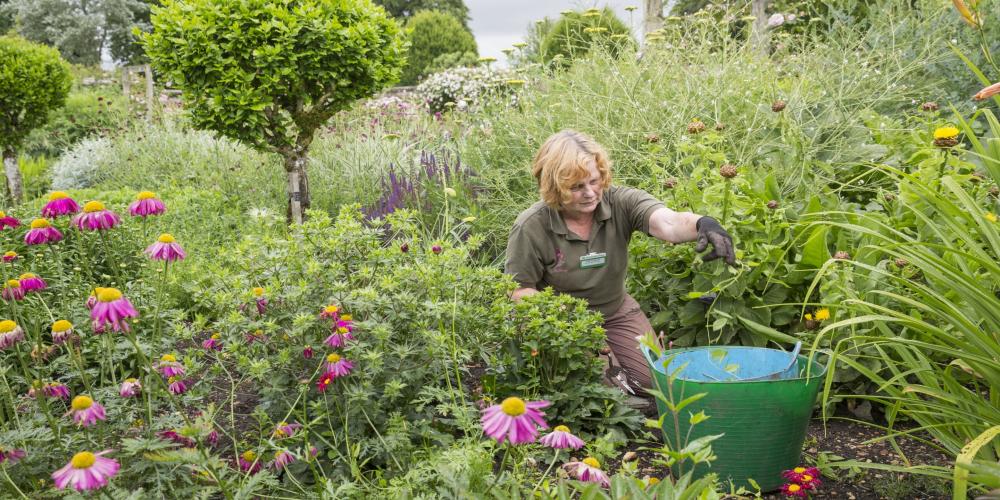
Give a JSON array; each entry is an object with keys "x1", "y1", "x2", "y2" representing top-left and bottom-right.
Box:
[{"x1": 505, "y1": 185, "x2": 665, "y2": 317}]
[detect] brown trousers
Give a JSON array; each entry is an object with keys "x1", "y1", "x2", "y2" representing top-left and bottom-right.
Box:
[{"x1": 603, "y1": 294, "x2": 655, "y2": 392}]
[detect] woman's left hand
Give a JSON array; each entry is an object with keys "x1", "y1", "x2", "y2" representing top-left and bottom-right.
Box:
[{"x1": 694, "y1": 216, "x2": 736, "y2": 265}]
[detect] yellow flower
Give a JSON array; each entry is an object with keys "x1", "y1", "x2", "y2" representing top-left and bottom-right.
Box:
[
  {"x1": 933, "y1": 126, "x2": 959, "y2": 140},
  {"x1": 987, "y1": 212, "x2": 998, "y2": 223},
  {"x1": 814, "y1": 308, "x2": 830, "y2": 321}
]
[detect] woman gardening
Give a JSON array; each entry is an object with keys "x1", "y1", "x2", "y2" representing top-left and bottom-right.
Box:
[{"x1": 505, "y1": 130, "x2": 736, "y2": 400}]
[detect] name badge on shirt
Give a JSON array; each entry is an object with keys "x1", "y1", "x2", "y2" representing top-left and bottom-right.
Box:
[{"x1": 580, "y1": 252, "x2": 607, "y2": 269}]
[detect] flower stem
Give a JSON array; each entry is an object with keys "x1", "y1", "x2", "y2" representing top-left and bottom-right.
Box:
[
  {"x1": 531, "y1": 449, "x2": 560, "y2": 493},
  {"x1": 0, "y1": 465, "x2": 28, "y2": 499}
]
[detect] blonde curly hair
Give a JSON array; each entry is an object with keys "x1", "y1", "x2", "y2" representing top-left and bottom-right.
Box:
[{"x1": 531, "y1": 130, "x2": 612, "y2": 209}]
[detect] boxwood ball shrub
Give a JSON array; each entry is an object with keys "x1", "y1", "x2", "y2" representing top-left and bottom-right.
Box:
[
  {"x1": 142, "y1": 0, "x2": 405, "y2": 224},
  {"x1": 401, "y1": 10, "x2": 478, "y2": 85}
]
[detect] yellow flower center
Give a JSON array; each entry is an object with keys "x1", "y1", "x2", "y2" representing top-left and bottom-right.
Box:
[
  {"x1": 70, "y1": 451, "x2": 96, "y2": 469},
  {"x1": 168, "y1": 376, "x2": 181, "y2": 384},
  {"x1": 0, "y1": 211, "x2": 5, "y2": 218},
  {"x1": 0, "y1": 320, "x2": 16, "y2": 333},
  {"x1": 500, "y1": 397, "x2": 526, "y2": 416},
  {"x1": 788, "y1": 484, "x2": 801, "y2": 492},
  {"x1": 337, "y1": 326, "x2": 349, "y2": 333},
  {"x1": 97, "y1": 288, "x2": 123, "y2": 302},
  {"x1": 137, "y1": 191, "x2": 157, "y2": 200},
  {"x1": 157, "y1": 233, "x2": 175, "y2": 243},
  {"x1": 6, "y1": 280, "x2": 19, "y2": 288},
  {"x1": 253, "y1": 287, "x2": 264, "y2": 297},
  {"x1": 802, "y1": 474, "x2": 813, "y2": 481},
  {"x1": 554, "y1": 425, "x2": 570, "y2": 433},
  {"x1": 326, "y1": 353, "x2": 340, "y2": 363},
  {"x1": 49, "y1": 191, "x2": 69, "y2": 201},
  {"x1": 933, "y1": 127, "x2": 959, "y2": 140},
  {"x1": 82, "y1": 201, "x2": 106, "y2": 213},
  {"x1": 30, "y1": 219, "x2": 50, "y2": 229},
  {"x1": 324, "y1": 305, "x2": 338, "y2": 314},
  {"x1": 648, "y1": 477, "x2": 660, "y2": 485},
  {"x1": 161, "y1": 354, "x2": 177, "y2": 362},
  {"x1": 583, "y1": 457, "x2": 601, "y2": 468},
  {"x1": 815, "y1": 308, "x2": 830, "y2": 321},
  {"x1": 4, "y1": 251, "x2": 16, "y2": 258},
  {"x1": 242, "y1": 450, "x2": 256, "y2": 461},
  {"x1": 125, "y1": 378, "x2": 137, "y2": 383},
  {"x1": 18, "y1": 273, "x2": 36, "y2": 280},
  {"x1": 52, "y1": 320, "x2": 73, "y2": 332},
  {"x1": 211, "y1": 333, "x2": 220, "y2": 340},
  {"x1": 793, "y1": 467, "x2": 806, "y2": 473},
  {"x1": 71, "y1": 395, "x2": 94, "y2": 411},
  {"x1": 340, "y1": 314, "x2": 352, "y2": 321}
]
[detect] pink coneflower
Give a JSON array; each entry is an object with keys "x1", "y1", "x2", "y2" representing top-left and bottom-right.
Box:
[
  {"x1": 73, "y1": 201, "x2": 121, "y2": 231},
  {"x1": 0, "y1": 320, "x2": 24, "y2": 350},
  {"x1": 145, "y1": 233, "x2": 186, "y2": 261},
  {"x1": 272, "y1": 450, "x2": 296, "y2": 470},
  {"x1": 90, "y1": 288, "x2": 139, "y2": 333},
  {"x1": 0, "y1": 447, "x2": 25, "y2": 464},
  {"x1": 43, "y1": 382, "x2": 71, "y2": 399},
  {"x1": 316, "y1": 371, "x2": 335, "y2": 393},
  {"x1": 335, "y1": 314, "x2": 354, "y2": 333},
  {"x1": 302, "y1": 345, "x2": 314, "y2": 359},
  {"x1": 2, "y1": 251, "x2": 17, "y2": 263},
  {"x1": 19, "y1": 272, "x2": 46, "y2": 292},
  {"x1": 273, "y1": 422, "x2": 302, "y2": 439},
  {"x1": 51, "y1": 320, "x2": 75, "y2": 345},
  {"x1": 202, "y1": 333, "x2": 222, "y2": 351},
  {"x1": 319, "y1": 304, "x2": 339, "y2": 319},
  {"x1": 119, "y1": 378, "x2": 141, "y2": 398},
  {"x1": 0, "y1": 211, "x2": 20, "y2": 230},
  {"x1": 238, "y1": 450, "x2": 261, "y2": 474},
  {"x1": 324, "y1": 330, "x2": 354, "y2": 348},
  {"x1": 323, "y1": 353, "x2": 354, "y2": 378},
  {"x1": 539, "y1": 425, "x2": 585, "y2": 450},
  {"x1": 24, "y1": 218, "x2": 63, "y2": 245},
  {"x1": 156, "y1": 354, "x2": 184, "y2": 377},
  {"x1": 167, "y1": 376, "x2": 188, "y2": 395},
  {"x1": 41, "y1": 192, "x2": 81, "y2": 218},
  {"x1": 480, "y1": 397, "x2": 550, "y2": 445},
  {"x1": 2, "y1": 280, "x2": 24, "y2": 301},
  {"x1": 158, "y1": 429, "x2": 195, "y2": 448},
  {"x1": 782, "y1": 466, "x2": 821, "y2": 483},
  {"x1": 564, "y1": 458, "x2": 610, "y2": 488},
  {"x1": 128, "y1": 191, "x2": 166, "y2": 217},
  {"x1": 52, "y1": 450, "x2": 120, "y2": 491},
  {"x1": 68, "y1": 395, "x2": 106, "y2": 427}
]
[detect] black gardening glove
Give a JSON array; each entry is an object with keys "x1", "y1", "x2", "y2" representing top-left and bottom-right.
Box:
[{"x1": 694, "y1": 216, "x2": 736, "y2": 265}]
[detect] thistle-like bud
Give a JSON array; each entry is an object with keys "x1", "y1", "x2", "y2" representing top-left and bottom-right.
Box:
[
  {"x1": 771, "y1": 100, "x2": 786, "y2": 112},
  {"x1": 714, "y1": 122, "x2": 726, "y2": 131},
  {"x1": 719, "y1": 164, "x2": 738, "y2": 179},
  {"x1": 687, "y1": 120, "x2": 706, "y2": 134},
  {"x1": 663, "y1": 178, "x2": 678, "y2": 189},
  {"x1": 920, "y1": 101, "x2": 939, "y2": 112},
  {"x1": 645, "y1": 133, "x2": 660, "y2": 143},
  {"x1": 766, "y1": 200, "x2": 779, "y2": 210},
  {"x1": 989, "y1": 186, "x2": 999, "y2": 198},
  {"x1": 833, "y1": 250, "x2": 851, "y2": 260}
]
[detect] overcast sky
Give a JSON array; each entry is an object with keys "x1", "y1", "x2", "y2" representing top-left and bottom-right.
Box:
[{"x1": 467, "y1": 1, "x2": 650, "y2": 64}]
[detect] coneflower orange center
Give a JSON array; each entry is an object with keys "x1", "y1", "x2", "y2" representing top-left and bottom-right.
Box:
[
  {"x1": 70, "y1": 451, "x2": 96, "y2": 469},
  {"x1": 71, "y1": 395, "x2": 94, "y2": 410},
  {"x1": 97, "y1": 288, "x2": 122, "y2": 302},
  {"x1": 137, "y1": 191, "x2": 157, "y2": 200},
  {"x1": 788, "y1": 484, "x2": 801, "y2": 492},
  {"x1": 802, "y1": 474, "x2": 813, "y2": 482},
  {"x1": 49, "y1": 191, "x2": 69, "y2": 201},
  {"x1": 161, "y1": 354, "x2": 177, "y2": 362},
  {"x1": 157, "y1": 233, "x2": 175, "y2": 243},
  {"x1": 324, "y1": 305, "x2": 338, "y2": 314},
  {"x1": 0, "y1": 320, "x2": 16, "y2": 333},
  {"x1": 793, "y1": 467, "x2": 806, "y2": 473},
  {"x1": 30, "y1": 219, "x2": 50, "y2": 229},
  {"x1": 341, "y1": 314, "x2": 352, "y2": 321},
  {"x1": 18, "y1": 273, "x2": 35, "y2": 280},
  {"x1": 242, "y1": 450, "x2": 256, "y2": 461},
  {"x1": 583, "y1": 457, "x2": 601, "y2": 468},
  {"x1": 211, "y1": 333, "x2": 220, "y2": 340},
  {"x1": 554, "y1": 425, "x2": 570, "y2": 433},
  {"x1": 52, "y1": 320, "x2": 72, "y2": 332},
  {"x1": 326, "y1": 354, "x2": 340, "y2": 363},
  {"x1": 500, "y1": 397, "x2": 526, "y2": 416},
  {"x1": 3, "y1": 251, "x2": 15, "y2": 258},
  {"x1": 83, "y1": 201, "x2": 106, "y2": 213},
  {"x1": 6, "y1": 280, "x2": 19, "y2": 288},
  {"x1": 0, "y1": 211, "x2": 6, "y2": 218}
]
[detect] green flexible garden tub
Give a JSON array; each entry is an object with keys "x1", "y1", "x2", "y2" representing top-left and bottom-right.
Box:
[{"x1": 643, "y1": 345, "x2": 826, "y2": 492}]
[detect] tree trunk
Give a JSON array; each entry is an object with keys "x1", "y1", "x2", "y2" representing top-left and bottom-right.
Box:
[
  {"x1": 750, "y1": 0, "x2": 770, "y2": 55},
  {"x1": 3, "y1": 148, "x2": 23, "y2": 206},
  {"x1": 283, "y1": 150, "x2": 311, "y2": 225},
  {"x1": 643, "y1": 0, "x2": 664, "y2": 39}
]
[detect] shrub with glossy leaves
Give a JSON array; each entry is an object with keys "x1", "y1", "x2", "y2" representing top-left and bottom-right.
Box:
[
  {"x1": 0, "y1": 36, "x2": 73, "y2": 153},
  {"x1": 401, "y1": 10, "x2": 477, "y2": 85}
]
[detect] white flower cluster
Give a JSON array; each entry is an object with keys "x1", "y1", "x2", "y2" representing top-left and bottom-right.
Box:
[{"x1": 415, "y1": 66, "x2": 521, "y2": 113}]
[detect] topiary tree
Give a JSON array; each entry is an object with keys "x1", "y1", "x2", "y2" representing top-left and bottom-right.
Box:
[
  {"x1": 401, "y1": 9, "x2": 476, "y2": 85},
  {"x1": 540, "y1": 8, "x2": 635, "y2": 67},
  {"x1": 0, "y1": 35, "x2": 72, "y2": 204},
  {"x1": 142, "y1": 0, "x2": 405, "y2": 224}
]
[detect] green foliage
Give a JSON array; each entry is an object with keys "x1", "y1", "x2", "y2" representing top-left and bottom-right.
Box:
[
  {"x1": 21, "y1": 85, "x2": 130, "y2": 158},
  {"x1": 488, "y1": 289, "x2": 643, "y2": 438},
  {"x1": 375, "y1": 0, "x2": 469, "y2": 27},
  {"x1": 401, "y1": 10, "x2": 477, "y2": 85},
  {"x1": 539, "y1": 8, "x2": 634, "y2": 67},
  {"x1": 143, "y1": 0, "x2": 405, "y2": 156},
  {"x1": 0, "y1": 35, "x2": 72, "y2": 151},
  {"x1": 424, "y1": 50, "x2": 479, "y2": 75}
]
